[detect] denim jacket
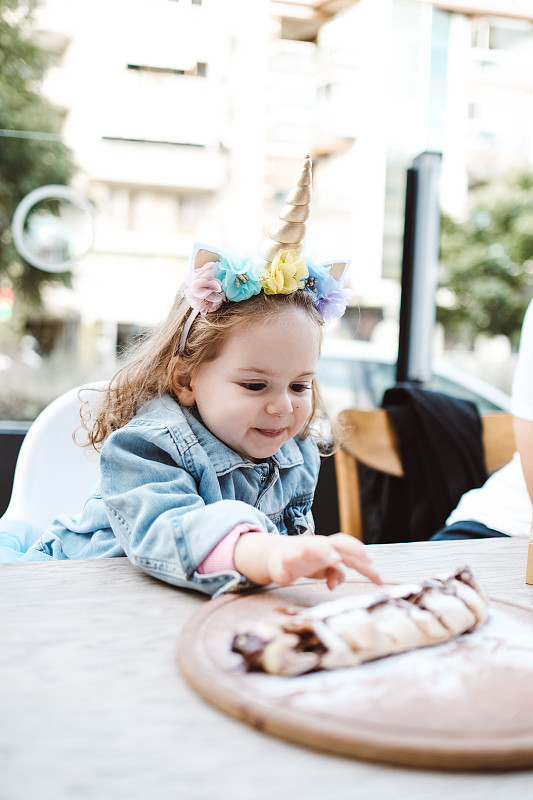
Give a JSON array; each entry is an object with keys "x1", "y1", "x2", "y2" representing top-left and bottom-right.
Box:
[{"x1": 31, "y1": 395, "x2": 321, "y2": 597}]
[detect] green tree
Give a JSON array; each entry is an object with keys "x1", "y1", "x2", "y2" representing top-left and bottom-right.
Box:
[
  {"x1": 0, "y1": 0, "x2": 75, "y2": 307},
  {"x1": 437, "y1": 172, "x2": 533, "y2": 349}
]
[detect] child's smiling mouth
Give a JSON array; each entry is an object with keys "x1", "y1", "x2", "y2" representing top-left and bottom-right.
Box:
[{"x1": 255, "y1": 427, "x2": 285, "y2": 437}]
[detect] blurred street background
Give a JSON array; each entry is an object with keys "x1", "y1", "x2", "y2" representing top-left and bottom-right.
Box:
[{"x1": 2, "y1": 0, "x2": 533, "y2": 419}]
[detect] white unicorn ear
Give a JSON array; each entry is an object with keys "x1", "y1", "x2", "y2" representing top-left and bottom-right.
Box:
[
  {"x1": 189, "y1": 242, "x2": 223, "y2": 271},
  {"x1": 327, "y1": 260, "x2": 350, "y2": 284}
]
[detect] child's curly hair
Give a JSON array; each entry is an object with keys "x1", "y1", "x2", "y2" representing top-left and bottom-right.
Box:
[{"x1": 79, "y1": 287, "x2": 328, "y2": 451}]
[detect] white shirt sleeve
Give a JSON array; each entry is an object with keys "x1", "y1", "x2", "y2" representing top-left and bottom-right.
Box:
[{"x1": 511, "y1": 299, "x2": 533, "y2": 422}]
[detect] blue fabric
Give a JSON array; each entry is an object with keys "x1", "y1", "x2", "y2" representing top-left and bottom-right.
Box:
[
  {"x1": 0, "y1": 519, "x2": 53, "y2": 561},
  {"x1": 5, "y1": 395, "x2": 320, "y2": 596},
  {"x1": 430, "y1": 520, "x2": 510, "y2": 541}
]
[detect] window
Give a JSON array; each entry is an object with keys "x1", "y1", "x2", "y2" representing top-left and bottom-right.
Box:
[
  {"x1": 177, "y1": 194, "x2": 211, "y2": 234},
  {"x1": 127, "y1": 64, "x2": 185, "y2": 75},
  {"x1": 126, "y1": 62, "x2": 207, "y2": 77},
  {"x1": 471, "y1": 17, "x2": 533, "y2": 52},
  {"x1": 489, "y1": 20, "x2": 532, "y2": 51}
]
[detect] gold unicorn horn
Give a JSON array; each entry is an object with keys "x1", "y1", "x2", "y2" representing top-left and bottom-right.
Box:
[{"x1": 259, "y1": 155, "x2": 312, "y2": 263}]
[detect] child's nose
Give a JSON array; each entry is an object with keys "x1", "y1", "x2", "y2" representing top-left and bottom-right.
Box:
[{"x1": 266, "y1": 391, "x2": 293, "y2": 416}]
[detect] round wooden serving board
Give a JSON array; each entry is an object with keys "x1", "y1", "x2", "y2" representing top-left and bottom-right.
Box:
[{"x1": 177, "y1": 579, "x2": 533, "y2": 770}]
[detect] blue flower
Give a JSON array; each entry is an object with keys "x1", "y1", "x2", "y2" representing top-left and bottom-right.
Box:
[
  {"x1": 304, "y1": 257, "x2": 333, "y2": 303},
  {"x1": 305, "y1": 257, "x2": 351, "y2": 321},
  {"x1": 214, "y1": 248, "x2": 264, "y2": 302}
]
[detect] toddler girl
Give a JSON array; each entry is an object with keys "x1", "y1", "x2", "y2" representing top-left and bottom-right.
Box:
[{"x1": 6, "y1": 157, "x2": 381, "y2": 596}]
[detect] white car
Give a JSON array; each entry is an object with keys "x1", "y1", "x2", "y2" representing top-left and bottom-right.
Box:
[{"x1": 317, "y1": 338, "x2": 512, "y2": 417}]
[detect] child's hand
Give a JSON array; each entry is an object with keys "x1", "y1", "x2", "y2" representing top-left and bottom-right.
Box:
[
  {"x1": 267, "y1": 532, "x2": 382, "y2": 588},
  {"x1": 233, "y1": 532, "x2": 382, "y2": 589}
]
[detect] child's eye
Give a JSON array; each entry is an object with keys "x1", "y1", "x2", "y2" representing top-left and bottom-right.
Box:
[
  {"x1": 290, "y1": 383, "x2": 311, "y2": 393},
  {"x1": 242, "y1": 382, "x2": 266, "y2": 391}
]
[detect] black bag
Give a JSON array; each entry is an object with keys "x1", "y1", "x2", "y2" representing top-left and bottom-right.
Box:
[{"x1": 359, "y1": 384, "x2": 488, "y2": 544}]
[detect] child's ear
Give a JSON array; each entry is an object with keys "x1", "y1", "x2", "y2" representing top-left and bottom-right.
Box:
[
  {"x1": 170, "y1": 359, "x2": 196, "y2": 407},
  {"x1": 175, "y1": 382, "x2": 195, "y2": 408}
]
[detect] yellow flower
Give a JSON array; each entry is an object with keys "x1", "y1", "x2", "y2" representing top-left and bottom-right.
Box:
[{"x1": 260, "y1": 250, "x2": 309, "y2": 295}]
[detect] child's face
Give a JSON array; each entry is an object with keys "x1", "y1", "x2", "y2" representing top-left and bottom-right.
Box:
[{"x1": 184, "y1": 308, "x2": 321, "y2": 462}]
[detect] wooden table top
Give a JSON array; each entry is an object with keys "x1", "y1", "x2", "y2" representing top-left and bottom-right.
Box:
[{"x1": 1, "y1": 537, "x2": 532, "y2": 800}]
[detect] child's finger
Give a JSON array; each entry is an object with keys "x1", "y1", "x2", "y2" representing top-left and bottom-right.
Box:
[
  {"x1": 325, "y1": 564, "x2": 344, "y2": 590},
  {"x1": 349, "y1": 560, "x2": 383, "y2": 585},
  {"x1": 326, "y1": 534, "x2": 383, "y2": 585},
  {"x1": 326, "y1": 532, "x2": 374, "y2": 562}
]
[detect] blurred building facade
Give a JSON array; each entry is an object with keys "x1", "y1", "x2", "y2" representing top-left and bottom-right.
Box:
[{"x1": 31, "y1": 0, "x2": 533, "y2": 367}]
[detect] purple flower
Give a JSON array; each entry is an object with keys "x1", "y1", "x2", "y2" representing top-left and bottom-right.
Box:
[
  {"x1": 183, "y1": 262, "x2": 226, "y2": 313},
  {"x1": 317, "y1": 287, "x2": 352, "y2": 322}
]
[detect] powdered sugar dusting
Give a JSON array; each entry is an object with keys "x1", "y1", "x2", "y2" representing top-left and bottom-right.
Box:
[{"x1": 239, "y1": 604, "x2": 533, "y2": 735}]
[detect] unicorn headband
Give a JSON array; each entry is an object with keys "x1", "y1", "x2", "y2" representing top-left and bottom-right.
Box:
[{"x1": 179, "y1": 155, "x2": 351, "y2": 352}]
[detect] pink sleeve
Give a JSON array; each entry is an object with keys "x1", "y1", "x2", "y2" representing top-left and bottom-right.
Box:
[{"x1": 196, "y1": 523, "x2": 262, "y2": 574}]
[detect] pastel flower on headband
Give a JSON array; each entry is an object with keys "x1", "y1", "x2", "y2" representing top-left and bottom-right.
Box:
[
  {"x1": 214, "y1": 248, "x2": 264, "y2": 302},
  {"x1": 178, "y1": 158, "x2": 353, "y2": 354},
  {"x1": 260, "y1": 250, "x2": 308, "y2": 295},
  {"x1": 316, "y1": 285, "x2": 352, "y2": 322},
  {"x1": 304, "y1": 257, "x2": 333, "y2": 299},
  {"x1": 183, "y1": 261, "x2": 226, "y2": 313},
  {"x1": 304, "y1": 257, "x2": 351, "y2": 321}
]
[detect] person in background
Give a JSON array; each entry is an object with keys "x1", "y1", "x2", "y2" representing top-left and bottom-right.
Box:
[
  {"x1": 431, "y1": 298, "x2": 533, "y2": 544},
  {"x1": 510, "y1": 298, "x2": 533, "y2": 582}
]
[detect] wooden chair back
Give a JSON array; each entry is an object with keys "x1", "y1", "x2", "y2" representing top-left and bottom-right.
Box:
[{"x1": 334, "y1": 409, "x2": 516, "y2": 540}]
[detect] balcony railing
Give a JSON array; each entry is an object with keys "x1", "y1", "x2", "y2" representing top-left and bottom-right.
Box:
[{"x1": 85, "y1": 139, "x2": 226, "y2": 191}]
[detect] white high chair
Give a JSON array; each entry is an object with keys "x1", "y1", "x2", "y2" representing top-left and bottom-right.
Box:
[{"x1": 1, "y1": 381, "x2": 106, "y2": 534}]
